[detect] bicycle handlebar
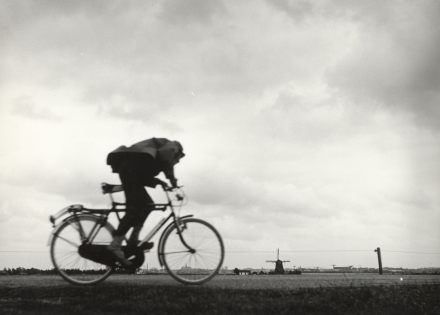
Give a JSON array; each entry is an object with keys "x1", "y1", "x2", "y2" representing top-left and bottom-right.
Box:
[
  {"x1": 162, "y1": 185, "x2": 187, "y2": 207},
  {"x1": 163, "y1": 185, "x2": 184, "y2": 192}
]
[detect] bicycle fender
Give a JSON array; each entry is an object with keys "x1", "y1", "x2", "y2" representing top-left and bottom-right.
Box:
[
  {"x1": 47, "y1": 214, "x2": 113, "y2": 246},
  {"x1": 49, "y1": 204, "x2": 84, "y2": 225},
  {"x1": 157, "y1": 215, "x2": 194, "y2": 266}
]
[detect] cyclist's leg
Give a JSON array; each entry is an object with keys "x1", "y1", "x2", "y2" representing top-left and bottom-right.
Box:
[
  {"x1": 107, "y1": 170, "x2": 144, "y2": 265},
  {"x1": 127, "y1": 183, "x2": 154, "y2": 247},
  {"x1": 108, "y1": 169, "x2": 152, "y2": 263},
  {"x1": 117, "y1": 170, "x2": 153, "y2": 236},
  {"x1": 127, "y1": 208, "x2": 151, "y2": 245}
]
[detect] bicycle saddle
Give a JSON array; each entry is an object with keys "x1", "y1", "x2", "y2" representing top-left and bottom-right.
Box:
[{"x1": 101, "y1": 182, "x2": 124, "y2": 194}]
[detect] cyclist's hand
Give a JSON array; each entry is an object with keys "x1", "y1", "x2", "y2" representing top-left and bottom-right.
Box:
[{"x1": 170, "y1": 178, "x2": 178, "y2": 189}]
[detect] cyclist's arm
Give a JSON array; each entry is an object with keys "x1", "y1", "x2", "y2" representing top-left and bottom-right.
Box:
[
  {"x1": 143, "y1": 178, "x2": 168, "y2": 188},
  {"x1": 157, "y1": 143, "x2": 182, "y2": 188},
  {"x1": 163, "y1": 169, "x2": 178, "y2": 188}
]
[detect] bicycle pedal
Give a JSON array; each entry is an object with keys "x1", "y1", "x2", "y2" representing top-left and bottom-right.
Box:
[{"x1": 136, "y1": 241, "x2": 154, "y2": 251}]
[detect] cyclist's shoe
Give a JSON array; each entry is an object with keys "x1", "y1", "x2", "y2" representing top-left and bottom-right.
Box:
[
  {"x1": 128, "y1": 240, "x2": 154, "y2": 251},
  {"x1": 139, "y1": 241, "x2": 154, "y2": 251},
  {"x1": 107, "y1": 245, "x2": 132, "y2": 267}
]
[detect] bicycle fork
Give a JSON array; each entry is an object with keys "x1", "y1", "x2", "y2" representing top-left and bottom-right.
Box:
[
  {"x1": 156, "y1": 215, "x2": 195, "y2": 266},
  {"x1": 139, "y1": 214, "x2": 194, "y2": 250},
  {"x1": 174, "y1": 219, "x2": 196, "y2": 253}
]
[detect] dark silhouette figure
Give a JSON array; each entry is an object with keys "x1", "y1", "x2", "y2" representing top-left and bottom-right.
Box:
[{"x1": 106, "y1": 137, "x2": 185, "y2": 266}]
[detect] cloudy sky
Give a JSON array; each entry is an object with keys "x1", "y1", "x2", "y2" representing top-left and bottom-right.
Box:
[{"x1": 1, "y1": 0, "x2": 439, "y2": 271}]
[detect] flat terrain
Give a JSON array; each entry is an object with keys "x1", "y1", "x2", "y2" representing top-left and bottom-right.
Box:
[
  {"x1": 1, "y1": 273, "x2": 439, "y2": 289},
  {"x1": 1, "y1": 274, "x2": 439, "y2": 314}
]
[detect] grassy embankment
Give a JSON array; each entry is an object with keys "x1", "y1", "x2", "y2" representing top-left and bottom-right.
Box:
[{"x1": 0, "y1": 275, "x2": 439, "y2": 314}]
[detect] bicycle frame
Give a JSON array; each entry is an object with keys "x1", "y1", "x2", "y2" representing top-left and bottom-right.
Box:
[{"x1": 48, "y1": 185, "x2": 195, "y2": 257}]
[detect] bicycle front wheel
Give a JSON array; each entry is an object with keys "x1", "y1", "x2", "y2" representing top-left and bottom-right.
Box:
[
  {"x1": 161, "y1": 218, "x2": 224, "y2": 285},
  {"x1": 50, "y1": 215, "x2": 115, "y2": 285}
]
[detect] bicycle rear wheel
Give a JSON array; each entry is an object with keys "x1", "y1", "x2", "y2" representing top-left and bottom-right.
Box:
[
  {"x1": 50, "y1": 215, "x2": 115, "y2": 285},
  {"x1": 161, "y1": 218, "x2": 224, "y2": 285}
]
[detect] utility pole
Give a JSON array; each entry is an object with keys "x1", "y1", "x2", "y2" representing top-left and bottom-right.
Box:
[{"x1": 374, "y1": 247, "x2": 383, "y2": 275}]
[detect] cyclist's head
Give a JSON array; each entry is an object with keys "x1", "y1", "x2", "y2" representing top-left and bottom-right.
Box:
[{"x1": 172, "y1": 141, "x2": 185, "y2": 163}]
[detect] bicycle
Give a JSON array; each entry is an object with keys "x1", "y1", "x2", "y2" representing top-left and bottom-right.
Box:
[{"x1": 48, "y1": 183, "x2": 225, "y2": 285}]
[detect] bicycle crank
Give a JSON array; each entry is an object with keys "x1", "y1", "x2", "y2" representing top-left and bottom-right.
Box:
[{"x1": 78, "y1": 244, "x2": 145, "y2": 269}]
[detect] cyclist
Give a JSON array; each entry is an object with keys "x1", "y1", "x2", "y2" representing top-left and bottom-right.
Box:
[{"x1": 106, "y1": 137, "x2": 185, "y2": 266}]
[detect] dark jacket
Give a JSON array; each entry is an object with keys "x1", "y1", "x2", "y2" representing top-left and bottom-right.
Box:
[{"x1": 107, "y1": 138, "x2": 184, "y2": 183}]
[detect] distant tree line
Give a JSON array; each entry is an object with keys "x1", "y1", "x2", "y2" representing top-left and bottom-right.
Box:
[
  {"x1": 1, "y1": 267, "x2": 57, "y2": 275},
  {"x1": 1, "y1": 267, "x2": 140, "y2": 275}
]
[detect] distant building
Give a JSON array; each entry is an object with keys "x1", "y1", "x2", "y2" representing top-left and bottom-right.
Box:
[
  {"x1": 333, "y1": 266, "x2": 354, "y2": 272},
  {"x1": 234, "y1": 268, "x2": 251, "y2": 275}
]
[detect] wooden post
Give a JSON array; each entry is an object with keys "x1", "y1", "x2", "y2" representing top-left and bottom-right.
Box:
[{"x1": 374, "y1": 247, "x2": 383, "y2": 275}]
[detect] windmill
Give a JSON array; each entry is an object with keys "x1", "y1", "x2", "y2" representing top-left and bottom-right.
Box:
[{"x1": 266, "y1": 249, "x2": 290, "y2": 274}]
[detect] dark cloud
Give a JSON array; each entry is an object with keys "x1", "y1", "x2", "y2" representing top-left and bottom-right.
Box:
[
  {"x1": 1, "y1": 0, "x2": 126, "y2": 25},
  {"x1": 324, "y1": 1, "x2": 440, "y2": 131},
  {"x1": 266, "y1": 0, "x2": 440, "y2": 130},
  {"x1": 2, "y1": 0, "x2": 340, "y2": 123},
  {"x1": 158, "y1": 0, "x2": 228, "y2": 26},
  {"x1": 267, "y1": 0, "x2": 314, "y2": 22}
]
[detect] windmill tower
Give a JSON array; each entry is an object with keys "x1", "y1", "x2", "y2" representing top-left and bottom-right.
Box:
[{"x1": 266, "y1": 249, "x2": 290, "y2": 274}]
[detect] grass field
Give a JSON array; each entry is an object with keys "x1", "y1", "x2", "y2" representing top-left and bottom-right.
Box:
[{"x1": 1, "y1": 274, "x2": 439, "y2": 314}]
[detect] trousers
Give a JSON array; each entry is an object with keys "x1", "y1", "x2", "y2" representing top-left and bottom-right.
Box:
[{"x1": 114, "y1": 168, "x2": 154, "y2": 237}]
